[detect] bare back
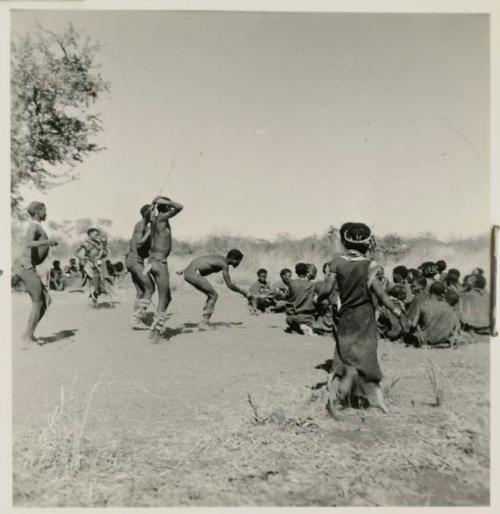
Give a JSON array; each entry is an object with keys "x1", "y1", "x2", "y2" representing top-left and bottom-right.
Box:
[{"x1": 186, "y1": 255, "x2": 227, "y2": 276}]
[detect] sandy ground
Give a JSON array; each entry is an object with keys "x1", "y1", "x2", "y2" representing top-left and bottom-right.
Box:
[{"x1": 12, "y1": 283, "x2": 490, "y2": 507}]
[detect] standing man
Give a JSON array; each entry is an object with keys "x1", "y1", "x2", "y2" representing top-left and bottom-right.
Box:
[
  {"x1": 148, "y1": 196, "x2": 183, "y2": 340},
  {"x1": 13, "y1": 201, "x2": 58, "y2": 348},
  {"x1": 125, "y1": 204, "x2": 156, "y2": 329},
  {"x1": 183, "y1": 250, "x2": 251, "y2": 329}
]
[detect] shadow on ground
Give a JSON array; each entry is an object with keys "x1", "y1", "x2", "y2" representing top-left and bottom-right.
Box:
[{"x1": 38, "y1": 329, "x2": 78, "y2": 345}]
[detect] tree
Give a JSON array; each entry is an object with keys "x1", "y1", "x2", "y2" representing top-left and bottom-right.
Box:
[{"x1": 11, "y1": 23, "x2": 110, "y2": 213}]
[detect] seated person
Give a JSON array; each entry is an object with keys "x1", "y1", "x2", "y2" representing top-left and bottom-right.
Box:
[
  {"x1": 377, "y1": 285, "x2": 410, "y2": 341},
  {"x1": 406, "y1": 276, "x2": 429, "y2": 319},
  {"x1": 419, "y1": 261, "x2": 439, "y2": 290},
  {"x1": 444, "y1": 268, "x2": 461, "y2": 292},
  {"x1": 406, "y1": 282, "x2": 462, "y2": 347},
  {"x1": 271, "y1": 268, "x2": 292, "y2": 312},
  {"x1": 69, "y1": 257, "x2": 80, "y2": 275},
  {"x1": 436, "y1": 259, "x2": 447, "y2": 281},
  {"x1": 407, "y1": 268, "x2": 419, "y2": 284},
  {"x1": 285, "y1": 262, "x2": 318, "y2": 336},
  {"x1": 377, "y1": 267, "x2": 390, "y2": 291},
  {"x1": 391, "y1": 265, "x2": 414, "y2": 304},
  {"x1": 48, "y1": 260, "x2": 65, "y2": 291},
  {"x1": 249, "y1": 268, "x2": 275, "y2": 314},
  {"x1": 460, "y1": 274, "x2": 490, "y2": 334},
  {"x1": 313, "y1": 262, "x2": 338, "y2": 336},
  {"x1": 306, "y1": 263, "x2": 318, "y2": 281},
  {"x1": 112, "y1": 261, "x2": 125, "y2": 283}
]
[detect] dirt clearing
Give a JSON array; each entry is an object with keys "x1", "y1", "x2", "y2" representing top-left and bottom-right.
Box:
[{"x1": 12, "y1": 286, "x2": 490, "y2": 507}]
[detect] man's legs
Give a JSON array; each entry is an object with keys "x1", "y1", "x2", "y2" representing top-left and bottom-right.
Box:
[
  {"x1": 16, "y1": 269, "x2": 47, "y2": 348},
  {"x1": 184, "y1": 269, "x2": 218, "y2": 325},
  {"x1": 149, "y1": 259, "x2": 171, "y2": 336},
  {"x1": 126, "y1": 255, "x2": 155, "y2": 328},
  {"x1": 286, "y1": 313, "x2": 314, "y2": 335}
]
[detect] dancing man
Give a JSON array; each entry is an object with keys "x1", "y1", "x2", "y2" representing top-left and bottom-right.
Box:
[
  {"x1": 183, "y1": 250, "x2": 252, "y2": 329},
  {"x1": 147, "y1": 196, "x2": 183, "y2": 340},
  {"x1": 13, "y1": 201, "x2": 58, "y2": 348},
  {"x1": 125, "y1": 204, "x2": 156, "y2": 329}
]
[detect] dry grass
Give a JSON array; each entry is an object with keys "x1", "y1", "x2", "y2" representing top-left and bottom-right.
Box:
[{"x1": 13, "y1": 340, "x2": 490, "y2": 507}]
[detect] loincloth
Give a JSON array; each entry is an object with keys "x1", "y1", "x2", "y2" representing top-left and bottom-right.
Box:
[{"x1": 144, "y1": 252, "x2": 169, "y2": 274}]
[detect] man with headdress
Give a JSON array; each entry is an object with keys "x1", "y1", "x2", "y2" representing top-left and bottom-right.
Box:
[
  {"x1": 147, "y1": 196, "x2": 183, "y2": 340},
  {"x1": 317, "y1": 222, "x2": 402, "y2": 413},
  {"x1": 76, "y1": 227, "x2": 109, "y2": 306},
  {"x1": 13, "y1": 201, "x2": 58, "y2": 347},
  {"x1": 419, "y1": 261, "x2": 439, "y2": 291}
]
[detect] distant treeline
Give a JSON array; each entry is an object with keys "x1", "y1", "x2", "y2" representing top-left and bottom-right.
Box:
[{"x1": 11, "y1": 217, "x2": 488, "y2": 277}]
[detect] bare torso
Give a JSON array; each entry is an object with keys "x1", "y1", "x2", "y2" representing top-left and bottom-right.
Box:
[
  {"x1": 20, "y1": 222, "x2": 49, "y2": 268},
  {"x1": 150, "y1": 218, "x2": 172, "y2": 256},
  {"x1": 186, "y1": 255, "x2": 227, "y2": 276}
]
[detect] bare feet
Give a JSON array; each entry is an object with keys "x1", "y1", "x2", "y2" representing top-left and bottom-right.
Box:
[
  {"x1": 198, "y1": 320, "x2": 211, "y2": 331},
  {"x1": 21, "y1": 335, "x2": 43, "y2": 350}
]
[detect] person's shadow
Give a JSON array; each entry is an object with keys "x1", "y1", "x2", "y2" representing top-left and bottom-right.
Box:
[
  {"x1": 38, "y1": 329, "x2": 78, "y2": 345},
  {"x1": 183, "y1": 321, "x2": 245, "y2": 330},
  {"x1": 152, "y1": 321, "x2": 246, "y2": 340},
  {"x1": 311, "y1": 359, "x2": 333, "y2": 390},
  {"x1": 95, "y1": 301, "x2": 121, "y2": 309}
]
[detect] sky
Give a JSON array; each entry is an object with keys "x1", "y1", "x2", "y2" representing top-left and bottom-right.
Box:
[{"x1": 12, "y1": 10, "x2": 490, "y2": 241}]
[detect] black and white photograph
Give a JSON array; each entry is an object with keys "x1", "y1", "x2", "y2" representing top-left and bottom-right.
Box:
[{"x1": 3, "y1": 1, "x2": 498, "y2": 509}]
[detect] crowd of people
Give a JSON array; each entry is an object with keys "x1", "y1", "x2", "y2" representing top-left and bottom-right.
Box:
[
  {"x1": 246, "y1": 258, "x2": 490, "y2": 345},
  {"x1": 12, "y1": 200, "x2": 491, "y2": 413},
  {"x1": 47, "y1": 252, "x2": 124, "y2": 294}
]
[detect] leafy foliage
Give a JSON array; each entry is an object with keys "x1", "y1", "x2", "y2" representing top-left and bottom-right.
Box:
[{"x1": 11, "y1": 24, "x2": 110, "y2": 213}]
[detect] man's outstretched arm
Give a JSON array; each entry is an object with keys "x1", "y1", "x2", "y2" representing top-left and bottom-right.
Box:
[{"x1": 222, "y1": 268, "x2": 250, "y2": 298}]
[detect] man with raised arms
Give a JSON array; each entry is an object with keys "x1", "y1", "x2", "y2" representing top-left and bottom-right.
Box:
[{"x1": 148, "y1": 196, "x2": 183, "y2": 340}]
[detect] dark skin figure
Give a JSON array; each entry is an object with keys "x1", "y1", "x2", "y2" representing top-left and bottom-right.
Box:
[
  {"x1": 17, "y1": 204, "x2": 58, "y2": 347},
  {"x1": 149, "y1": 197, "x2": 183, "y2": 315},
  {"x1": 184, "y1": 254, "x2": 251, "y2": 327},
  {"x1": 126, "y1": 208, "x2": 155, "y2": 304},
  {"x1": 318, "y1": 274, "x2": 401, "y2": 411}
]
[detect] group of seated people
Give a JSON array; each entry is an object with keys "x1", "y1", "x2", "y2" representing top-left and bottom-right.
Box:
[
  {"x1": 248, "y1": 259, "x2": 490, "y2": 346},
  {"x1": 48, "y1": 258, "x2": 81, "y2": 291},
  {"x1": 48, "y1": 257, "x2": 125, "y2": 292}
]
